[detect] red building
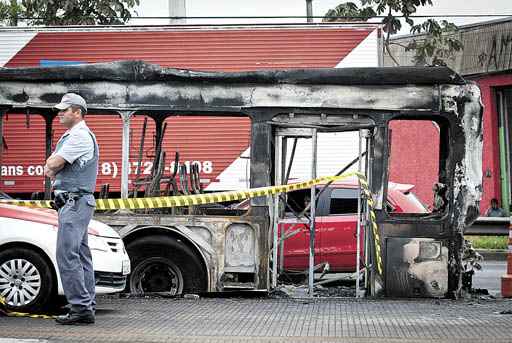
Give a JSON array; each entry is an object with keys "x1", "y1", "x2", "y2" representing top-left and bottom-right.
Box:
[{"x1": 388, "y1": 18, "x2": 512, "y2": 215}]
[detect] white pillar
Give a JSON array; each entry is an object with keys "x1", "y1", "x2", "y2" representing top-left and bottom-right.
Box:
[
  {"x1": 119, "y1": 111, "x2": 134, "y2": 200},
  {"x1": 169, "y1": 0, "x2": 186, "y2": 24},
  {"x1": 272, "y1": 136, "x2": 282, "y2": 289}
]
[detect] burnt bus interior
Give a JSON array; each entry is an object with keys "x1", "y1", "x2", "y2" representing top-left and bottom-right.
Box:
[
  {"x1": 0, "y1": 61, "x2": 483, "y2": 298},
  {"x1": 269, "y1": 116, "x2": 372, "y2": 296},
  {"x1": 269, "y1": 112, "x2": 456, "y2": 297}
]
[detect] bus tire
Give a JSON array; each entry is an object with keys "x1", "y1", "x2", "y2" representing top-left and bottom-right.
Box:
[{"x1": 126, "y1": 234, "x2": 207, "y2": 295}]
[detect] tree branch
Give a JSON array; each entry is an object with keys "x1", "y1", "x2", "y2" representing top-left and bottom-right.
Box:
[
  {"x1": 389, "y1": 41, "x2": 409, "y2": 49},
  {"x1": 384, "y1": 7, "x2": 400, "y2": 66}
]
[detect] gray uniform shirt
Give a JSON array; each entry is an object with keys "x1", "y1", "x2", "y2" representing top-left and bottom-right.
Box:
[
  {"x1": 55, "y1": 120, "x2": 94, "y2": 166},
  {"x1": 53, "y1": 121, "x2": 95, "y2": 192}
]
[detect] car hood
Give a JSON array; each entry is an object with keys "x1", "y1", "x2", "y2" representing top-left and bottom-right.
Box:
[
  {"x1": 0, "y1": 203, "x2": 119, "y2": 238},
  {"x1": 388, "y1": 182, "x2": 415, "y2": 193}
]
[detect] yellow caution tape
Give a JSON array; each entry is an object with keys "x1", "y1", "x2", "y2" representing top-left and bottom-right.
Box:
[
  {"x1": 0, "y1": 171, "x2": 383, "y2": 277},
  {"x1": 0, "y1": 295, "x2": 55, "y2": 319},
  {"x1": 1, "y1": 172, "x2": 363, "y2": 210},
  {"x1": 361, "y1": 186, "x2": 383, "y2": 276}
]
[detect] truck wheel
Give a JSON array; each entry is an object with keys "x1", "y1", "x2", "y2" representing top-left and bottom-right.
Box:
[
  {"x1": 126, "y1": 235, "x2": 207, "y2": 295},
  {"x1": 0, "y1": 247, "x2": 55, "y2": 312}
]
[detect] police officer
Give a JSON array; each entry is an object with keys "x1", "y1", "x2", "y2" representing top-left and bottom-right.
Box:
[{"x1": 44, "y1": 93, "x2": 98, "y2": 325}]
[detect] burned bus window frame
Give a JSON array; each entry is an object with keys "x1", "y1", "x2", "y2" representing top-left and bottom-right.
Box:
[
  {"x1": 384, "y1": 115, "x2": 452, "y2": 219},
  {"x1": 269, "y1": 110, "x2": 376, "y2": 206}
]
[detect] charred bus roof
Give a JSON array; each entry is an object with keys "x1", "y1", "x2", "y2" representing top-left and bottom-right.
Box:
[
  {"x1": 0, "y1": 60, "x2": 469, "y2": 114},
  {"x1": 0, "y1": 60, "x2": 465, "y2": 85}
]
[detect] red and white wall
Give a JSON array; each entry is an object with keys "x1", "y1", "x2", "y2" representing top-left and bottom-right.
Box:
[
  {"x1": 0, "y1": 25, "x2": 383, "y2": 195},
  {"x1": 469, "y1": 73, "x2": 512, "y2": 212}
]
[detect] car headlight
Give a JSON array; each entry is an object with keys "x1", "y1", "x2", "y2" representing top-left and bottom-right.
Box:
[{"x1": 88, "y1": 234, "x2": 110, "y2": 252}]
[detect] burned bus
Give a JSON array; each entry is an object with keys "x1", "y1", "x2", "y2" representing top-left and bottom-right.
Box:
[{"x1": 0, "y1": 61, "x2": 483, "y2": 298}]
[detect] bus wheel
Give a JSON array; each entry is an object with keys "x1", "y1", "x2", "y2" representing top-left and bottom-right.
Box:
[{"x1": 126, "y1": 235, "x2": 207, "y2": 295}]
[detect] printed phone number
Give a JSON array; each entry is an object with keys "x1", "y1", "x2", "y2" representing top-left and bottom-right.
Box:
[
  {"x1": 0, "y1": 161, "x2": 213, "y2": 179},
  {"x1": 99, "y1": 160, "x2": 213, "y2": 179}
]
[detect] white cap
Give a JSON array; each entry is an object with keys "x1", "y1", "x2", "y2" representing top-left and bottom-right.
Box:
[{"x1": 54, "y1": 93, "x2": 87, "y2": 112}]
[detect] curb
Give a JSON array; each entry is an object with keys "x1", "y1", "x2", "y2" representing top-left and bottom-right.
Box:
[{"x1": 476, "y1": 249, "x2": 507, "y2": 261}]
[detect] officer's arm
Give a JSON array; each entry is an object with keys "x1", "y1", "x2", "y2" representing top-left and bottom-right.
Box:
[
  {"x1": 44, "y1": 155, "x2": 67, "y2": 178},
  {"x1": 45, "y1": 131, "x2": 91, "y2": 179}
]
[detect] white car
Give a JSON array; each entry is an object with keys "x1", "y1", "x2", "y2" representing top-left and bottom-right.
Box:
[{"x1": 0, "y1": 203, "x2": 130, "y2": 311}]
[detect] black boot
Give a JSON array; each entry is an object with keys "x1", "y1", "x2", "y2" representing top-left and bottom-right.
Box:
[
  {"x1": 61, "y1": 303, "x2": 96, "y2": 316},
  {"x1": 55, "y1": 310, "x2": 95, "y2": 325}
]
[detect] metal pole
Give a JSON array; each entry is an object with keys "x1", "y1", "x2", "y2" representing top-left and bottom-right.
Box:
[
  {"x1": 168, "y1": 0, "x2": 186, "y2": 24},
  {"x1": 364, "y1": 131, "x2": 371, "y2": 291},
  {"x1": 281, "y1": 138, "x2": 287, "y2": 188},
  {"x1": 504, "y1": 91, "x2": 511, "y2": 214},
  {"x1": 366, "y1": 130, "x2": 375, "y2": 296},
  {"x1": 279, "y1": 138, "x2": 287, "y2": 273},
  {"x1": 44, "y1": 113, "x2": 55, "y2": 199},
  {"x1": 152, "y1": 118, "x2": 165, "y2": 176},
  {"x1": 308, "y1": 128, "x2": 317, "y2": 297},
  {"x1": 120, "y1": 111, "x2": 133, "y2": 200},
  {"x1": 284, "y1": 138, "x2": 298, "y2": 184},
  {"x1": 306, "y1": 0, "x2": 313, "y2": 23},
  {"x1": 356, "y1": 129, "x2": 363, "y2": 297},
  {"x1": 498, "y1": 92, "x2": 510, "y2": 214},
  {"x1": 272, "y1": 135, "x2": 282, "y2": 288}
]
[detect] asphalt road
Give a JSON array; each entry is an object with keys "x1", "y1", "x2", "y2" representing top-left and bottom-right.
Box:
[{"x1": 472, "y1": 259, "x2": 507, "y2": 296}]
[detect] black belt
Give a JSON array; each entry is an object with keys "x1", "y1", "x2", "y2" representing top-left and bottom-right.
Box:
[
  {"x1": 54, "y1": 191, "x2": 92, "y2": 196},
  {"x1": 52, "y1": 191, "x2": 90, "y2": 210}
]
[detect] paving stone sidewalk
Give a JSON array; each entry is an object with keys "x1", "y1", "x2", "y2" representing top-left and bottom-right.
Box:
[{"x1": 1, "y1": 296, "x2": 512, "y2": 343}]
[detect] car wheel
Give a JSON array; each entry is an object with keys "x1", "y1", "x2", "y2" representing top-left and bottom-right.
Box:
[
  {"x1": 0, "y1": 247, "x2": 55, "y2": 312},
  {"x1": 126, "y1": 235, "x2": 207, "y2": 295}
]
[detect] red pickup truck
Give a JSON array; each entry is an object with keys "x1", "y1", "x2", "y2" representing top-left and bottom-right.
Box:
[{"x1": 279, "y1": 181, "x2": 427, "y2": 273}]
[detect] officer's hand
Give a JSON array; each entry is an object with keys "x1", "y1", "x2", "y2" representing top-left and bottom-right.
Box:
[{"x1": 44, "y1": 165, "x2": 56, "y2": 180}]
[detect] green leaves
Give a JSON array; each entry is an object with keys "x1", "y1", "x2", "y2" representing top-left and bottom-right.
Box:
[
  {"x1": 406, "y1": 19, "x2": 463, "y2": 66},
  {"x1": 323, "y1": 0, "x2": 462, "y2": 66},
  {"x1": 323, "y1": 2, "x2": 376, "y2": 22},
  {"x1": 0, "y1": 0, "x2": 140, "y2": 26},
  {"x1": 382, "y1": 14, "x2": 401, "y2": 34},
  {"x1": 0, "y1": 1, "x2": 22, "y2": 25}
]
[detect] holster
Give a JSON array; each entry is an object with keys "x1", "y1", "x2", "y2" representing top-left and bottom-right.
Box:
[
  {"x1": 52, "y1": 192, "x2": 80, "y2": 210},
  {"x1": 54, "y1": 193, "x2": 68, "y2": 209}
]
